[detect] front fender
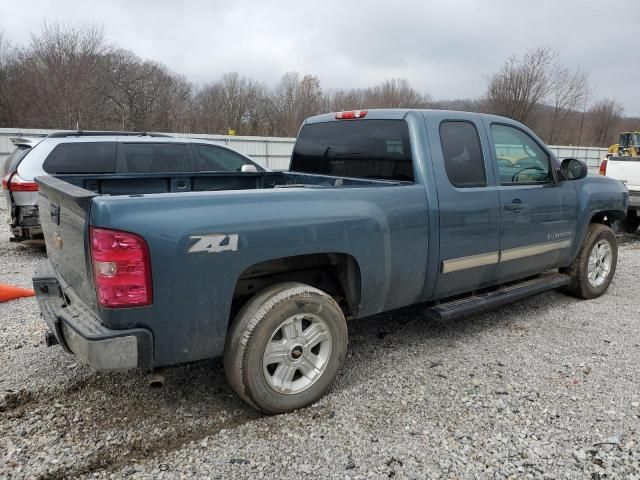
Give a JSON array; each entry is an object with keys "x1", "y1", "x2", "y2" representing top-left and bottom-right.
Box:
[{"x1": 571, "y1": 175, "x2": 627, "y2": 259}]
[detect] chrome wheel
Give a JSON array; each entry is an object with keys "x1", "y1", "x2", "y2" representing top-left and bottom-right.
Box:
[
  {"x1": 262, "y1": 313, "x2": 332, "y2": 395},
  {"x1": 588, "y1": 239, "x2": 613, "y2": 288}
]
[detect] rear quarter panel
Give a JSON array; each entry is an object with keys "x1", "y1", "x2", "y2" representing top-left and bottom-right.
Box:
[{"x1": 90, "y1": 185, "x2": 429, "y2": 366}]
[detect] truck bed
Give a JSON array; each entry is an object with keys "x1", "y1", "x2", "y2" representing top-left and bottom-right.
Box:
[
  {"x1": 35, "y1": 171, "x2": 429, "y2": 366},
  {"x1": 605, "y1": 156, "x2": 640, "y2": 191}
]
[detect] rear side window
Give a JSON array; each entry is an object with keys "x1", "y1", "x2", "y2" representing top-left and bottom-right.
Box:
[
  {"x1": 290, "y1": 120, "x2": 414, "y2": 181},
  {"x1": 121, "y1": 143, "x2": 189, "y2": 173},
  {"x1": 43, "y1": 142, "x2": 116, "y2": 174},
  {"x1": 439, "y1": 121, "x2": 486, "y2": 188},
  {"x1": 192, "y1": 144, "x2": 253, "y2": 172}
]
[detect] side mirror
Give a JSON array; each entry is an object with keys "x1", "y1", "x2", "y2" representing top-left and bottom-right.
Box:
[
  {"x1": 560, "y1": 158, "x2": 588, "y2": 180},
  {"x1": 241, "y1": 164, "x2": 258, "y2": 173}
]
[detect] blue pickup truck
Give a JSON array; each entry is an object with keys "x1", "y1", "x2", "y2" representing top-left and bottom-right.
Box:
[{"x1": 33, "y1": 109, "x2": 628, "y2": 413}]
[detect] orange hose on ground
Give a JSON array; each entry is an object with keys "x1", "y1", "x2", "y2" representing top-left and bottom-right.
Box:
[{"x1": 0, "y1": 284, "x2": 36, "y2": 302}]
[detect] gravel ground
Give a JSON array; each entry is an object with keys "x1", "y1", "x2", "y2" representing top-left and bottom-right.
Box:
[{"x1": 1, "y1": 194, "x2": 639, "y2": 479}]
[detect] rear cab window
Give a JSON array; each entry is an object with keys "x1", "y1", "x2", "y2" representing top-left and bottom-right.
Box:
[
  {"x1": 290, "y1": 120, "x2": 415, "y2": 182},
  {"x1": 43, "y1": 142, "x2": 117, "y2": 174}
]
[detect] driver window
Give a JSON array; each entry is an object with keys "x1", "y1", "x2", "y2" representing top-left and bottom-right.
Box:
[{"x1": 491, "y1": 124, "x2": 551, "y2": 185}]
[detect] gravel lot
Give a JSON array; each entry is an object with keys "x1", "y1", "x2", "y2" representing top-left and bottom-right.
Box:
[{"x1": 1, "y1": 194, "x2": 639, "y2": 479}]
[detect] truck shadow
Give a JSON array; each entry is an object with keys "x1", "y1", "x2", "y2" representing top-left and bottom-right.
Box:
[{"x1": 10, "y1": 289, "x2": 576, "y2": 479}]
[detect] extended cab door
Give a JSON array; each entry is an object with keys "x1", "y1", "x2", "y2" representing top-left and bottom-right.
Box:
[
  {"x1": 484, "y1": 121, "x2": 578, "y2": 282},
  {"x1": 424, "y1": 112, "x2": 501, "y2": 298}
]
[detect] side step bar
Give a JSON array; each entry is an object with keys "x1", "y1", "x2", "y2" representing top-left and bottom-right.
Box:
[{"x1": 428, "y1": 272, "x2": 570, "y2": 321}]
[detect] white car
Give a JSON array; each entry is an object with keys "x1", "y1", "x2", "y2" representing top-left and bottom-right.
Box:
[{"x1": 2, "y1": 131, "x2": 263, "y2": 242}]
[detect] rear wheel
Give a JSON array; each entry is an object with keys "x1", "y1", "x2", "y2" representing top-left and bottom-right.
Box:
[
  {"x1": 561, "y1": 223, "x2": 618, "y2": 299},
  {"x1": 223, "y1": 282, "x2": 347, "y2": 414}
]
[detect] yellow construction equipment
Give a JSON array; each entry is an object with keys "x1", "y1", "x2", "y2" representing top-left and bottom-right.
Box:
[{"x1": 608, "y1": 132, "x2": 640, "y2": 157}]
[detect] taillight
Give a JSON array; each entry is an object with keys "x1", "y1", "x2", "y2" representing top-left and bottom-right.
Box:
[
  {"x1": 335, "y1": 110, "x2": 367, "y2": 120},
  {"x1": 2, "y1": 173, "x2": 38, "y2": 191},
  {"x1": 599, "y1": 159, "x2": 608, "y2": 176},
  {"x1": 90, "y1": 227, "x2": 152, "y2": 308}
]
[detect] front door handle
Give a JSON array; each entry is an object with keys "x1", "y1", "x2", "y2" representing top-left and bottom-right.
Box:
[{"x1": 505, "y1": 199, "x2": 528, "y2": 211}]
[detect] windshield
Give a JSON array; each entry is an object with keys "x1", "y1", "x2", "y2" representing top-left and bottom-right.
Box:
[
  {"x1": 290, "y1": 120, "x2": 414, "y2": 181},
  {"x1": 633, "y1": 133, "x2": 640, "y2": 146}
]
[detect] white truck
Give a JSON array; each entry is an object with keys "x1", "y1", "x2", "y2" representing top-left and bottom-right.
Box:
[{"x1": 600, "y1": 156, "x2": 640, "y2": 232}]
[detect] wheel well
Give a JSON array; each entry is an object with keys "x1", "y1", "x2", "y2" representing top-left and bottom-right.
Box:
[
  {"x1": 590, "y1": 210, "x2": 626, "y2": 226},
  {"x1": 231, "y1": 253, "x2": 361, "y2": 321}
]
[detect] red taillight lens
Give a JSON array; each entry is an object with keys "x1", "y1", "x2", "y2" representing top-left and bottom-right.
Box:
[
  {"x1": 335, "y1": 110, "x2": 367, "y2": 120},
  {"x1": 90, "y1": 227, "x2": 152, "y2": 308},
  {"x1": 599, "y1": 159, "x2": 608, "y2": 176},
  {"x1": 2, "y1": 173, "x2": 38, "y2": 191}
]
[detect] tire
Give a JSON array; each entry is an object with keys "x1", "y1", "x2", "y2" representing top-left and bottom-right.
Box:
[
  {"x1": 621, "y1": 211, "x2": 640, "y2": 234},
  {"x1": 561, "y1": 223, "x2": 618, "y2": 299},
  {"x1": 223, "y1": 282, "x2": 348, "y2": 414}
]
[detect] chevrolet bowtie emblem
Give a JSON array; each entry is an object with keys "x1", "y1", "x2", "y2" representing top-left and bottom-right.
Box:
[{"x1": 52, "y1": 231, "x2": 63, "y2": 249}]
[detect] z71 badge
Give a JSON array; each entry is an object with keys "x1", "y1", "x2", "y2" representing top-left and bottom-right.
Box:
[{"x1": 188, "y1": 234, "x2": 239, "y2": 253}]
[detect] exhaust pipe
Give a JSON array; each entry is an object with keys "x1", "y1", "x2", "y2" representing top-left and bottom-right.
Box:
[{"x1": 148, "y1": 369, "x2": 166, "y2": 388}]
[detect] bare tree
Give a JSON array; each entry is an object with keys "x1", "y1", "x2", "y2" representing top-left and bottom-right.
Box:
[
  {"x1": 191, "y1": 73, "x2": 265, "y2": 135},
  {"x1": 106, "y1": 49, "x2": 149, "y2": 130},
  {"x1": 365, "y1": 78, "x2": 431, "y2": 108},
  {"x1": 219, "y1": 72, "x2": 264, "y2": 134},
  {"x1": 485, "y1": 46, "x2": 556, "y2": 125},
  {"x1": 325, "y1": 88, "x2": 367, "y2": 112},
  {"x1": 0, "y1": 31, "x2": 16, "y2": 126},
  {"x1": 20, "y1": 22, "x2": 114, "y2": 129},
  {"x1": 587, "y1": 98, "x2": 623, "y2": 147},
  {"x1": 325, "y1": 78, "x2": 430, "y2": 113},
  {"x1": 546, "y1": 66, "x2": 590, "y2": 144},
  {"x1": 266, "y1": 72, "x2": 324, "y2": 136}
]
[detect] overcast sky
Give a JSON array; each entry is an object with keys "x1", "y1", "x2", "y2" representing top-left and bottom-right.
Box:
[{"x1": 2, "y1": 0, "x2": 639, "y2": 115}]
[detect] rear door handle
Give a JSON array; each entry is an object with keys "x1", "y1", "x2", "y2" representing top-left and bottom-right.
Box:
[{"x1": 505, "y1": 199, "x2": 527, "y2": 211}]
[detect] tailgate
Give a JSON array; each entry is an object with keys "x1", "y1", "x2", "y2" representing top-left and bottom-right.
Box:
[
  {"x1": 607, "y1": 157, "x2": 640, "y2": 191},
  {"x1": 36, "y1": 175, "x2": 98, "y2": 309}
]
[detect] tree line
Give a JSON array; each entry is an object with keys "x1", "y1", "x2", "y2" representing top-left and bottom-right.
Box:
[{"x1": 0, "y1": 24, "x2": 635, "y2": 146}]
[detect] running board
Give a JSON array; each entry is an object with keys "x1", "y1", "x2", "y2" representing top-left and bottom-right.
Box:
[{"x1": 428, "y1": 273, "x2": 570, "y2": 321}]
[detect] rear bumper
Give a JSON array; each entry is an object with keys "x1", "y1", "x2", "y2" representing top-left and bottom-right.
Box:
[{"x1": 32, "y1": 260, "x2": 153, "y2": 370}]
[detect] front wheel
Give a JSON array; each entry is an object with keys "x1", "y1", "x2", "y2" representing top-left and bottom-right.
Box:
[
  {"x1": 223, "y1": 282, "x2": 347, "y2": 414},
  {"x1": 561, "y1": 223, "x2": 618, "y2": 299}
]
